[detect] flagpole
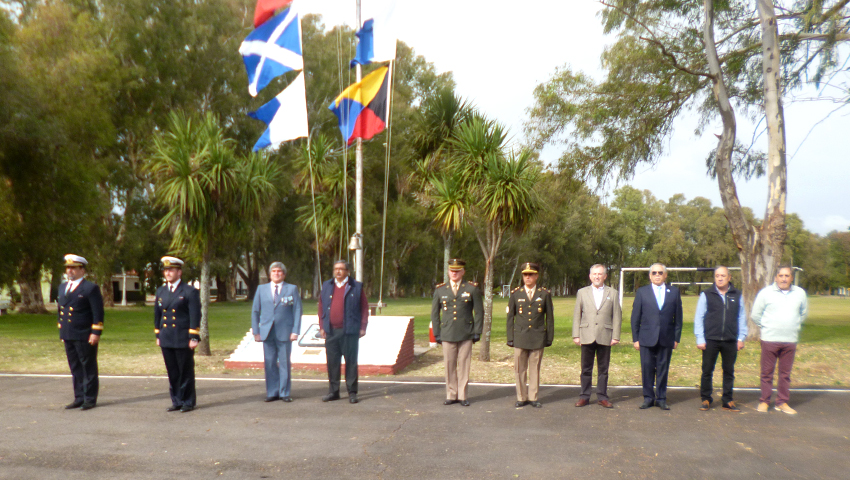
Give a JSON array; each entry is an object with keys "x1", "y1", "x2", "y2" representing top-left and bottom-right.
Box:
[{"x1": 353, "y1": 0, "x2": 364, "y2": 283}]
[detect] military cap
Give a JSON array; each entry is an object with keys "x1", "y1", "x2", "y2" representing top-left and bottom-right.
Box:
[
  {"x1": 64, "y1": 254, "x2": 87, "y2": 267},
  {"x1": 161, "y1": 256, "x2": 184, "y2": 269},
  {"x1": 448, "y1": 258, "x2": 466, "y2": 271},
  {"x1": 521, "y1": 262, "x2": 540, "y2": 274}
]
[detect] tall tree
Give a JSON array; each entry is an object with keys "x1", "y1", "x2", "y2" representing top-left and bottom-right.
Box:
[{"x1": 527, "y1": 0, "x2": 850, "y2": 338}]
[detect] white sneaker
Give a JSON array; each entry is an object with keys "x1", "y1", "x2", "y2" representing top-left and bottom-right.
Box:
[
  {"x1": 757, "y1": 402, "x2": 769, "y2": 413},
  {"x1": 775, "y1": 403, "x2": 797, "y2": 415}
]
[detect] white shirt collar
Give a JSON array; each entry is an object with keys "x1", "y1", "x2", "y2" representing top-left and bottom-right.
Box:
[
  {"x1": 169, "y1": 279, "x2": 181, "y2": 290},
  {"x1": 335, "y1": 276, "x2": 349, "y2": 288},
  {"x1": 593, "y1": 285, "x2": 605, "y2": 291},
  {"x1": 66, "y1": 277, "x2": 83, "y2": 291}
]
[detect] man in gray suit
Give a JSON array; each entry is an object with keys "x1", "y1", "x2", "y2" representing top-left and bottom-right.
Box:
[
  {"x1": 573, "y1": 264, "x2": 622, "y2": 408},
  {"x1": 252, "y1": 262, "x2": 302, "y2": 402}
]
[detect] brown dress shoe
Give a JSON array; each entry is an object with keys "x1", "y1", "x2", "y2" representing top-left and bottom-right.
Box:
[
  {"x1": 598, "y1": 399, "x2": 613, "y2": 408},
  {"x1": 575, "y1": 398, "x2": 589, "y2": 407},
  {"x1": 700, "y1": 400, "x2": 711, "y2": 411}
]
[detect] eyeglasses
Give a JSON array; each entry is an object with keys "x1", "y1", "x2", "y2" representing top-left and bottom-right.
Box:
[{"x1": 650, "y1": 271, "x2": 664, "y2": 275}]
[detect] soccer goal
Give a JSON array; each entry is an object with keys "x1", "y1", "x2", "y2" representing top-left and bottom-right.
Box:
[{"x1": 617, "y1": 267, "x2": 742, "y2": 308}]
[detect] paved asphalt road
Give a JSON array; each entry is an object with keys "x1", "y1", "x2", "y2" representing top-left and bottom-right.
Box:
[{"x1": 1, "y1": 374, "x2": 848, "y2": 479}]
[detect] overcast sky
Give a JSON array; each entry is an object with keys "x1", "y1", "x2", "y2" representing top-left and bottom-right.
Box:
[{"x1": 301, "y1": 0, "x2": 849, "y2": 235}]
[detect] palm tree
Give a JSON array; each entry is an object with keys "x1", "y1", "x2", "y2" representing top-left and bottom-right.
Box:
[
  {"x1": 148, "y1": 111, "x2": 282, "y2": 355},
  {"x1": 451, "y1": 118, "x2": 541, "y2": 362}
]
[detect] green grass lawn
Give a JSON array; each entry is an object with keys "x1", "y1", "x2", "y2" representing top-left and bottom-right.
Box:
[{"x1": 2, "y1": 295, "x2": 849, "y2": 387}]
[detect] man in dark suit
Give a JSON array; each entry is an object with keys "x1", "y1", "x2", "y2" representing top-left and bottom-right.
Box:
[
  {"x1": 506, "y1": 262, "x2": 554, "y2": 408},
  {"x1": 154, "y1": 256, "x2": 201, "y2": 413},
  {"x1": 631, "y1": 263, "x2": 683, "y2": 410},
  {"x1": 252, "y1": 261, "x2": 302, "y2": 402},
  {"x1": 572, "y1": 264, "x2": 622, "y2": 408},
  {"x1": 57, "y1": 254, "x2": 104, "y2": 410},
  {"x1": 431, "y1": 258, "x2": 483, "y2": 406},
  {"x1": 317, "y1": 260, "x2": 368, "y2": 404}
]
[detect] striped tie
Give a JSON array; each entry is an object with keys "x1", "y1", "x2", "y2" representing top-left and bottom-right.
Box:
[{"x1": 274, "y1": 284, "x2": 280, "y2": 304}]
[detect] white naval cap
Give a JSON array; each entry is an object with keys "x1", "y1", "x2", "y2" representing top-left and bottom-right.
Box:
[
  {"x1": 161, "y1": 256, "x2": 184, "y2": 268},
  {"x1": 64, "y1": 254, "x2": 88, "y2": 267}
]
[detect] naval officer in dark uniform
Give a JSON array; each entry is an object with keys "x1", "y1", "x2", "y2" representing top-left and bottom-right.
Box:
[
  {"x1": 431, "y1": 258, "x2": 483, "y2": 406},
  {"x1": 57, "y1": 254, "x2": 104, "y2": 410},
  {"x1": 507, "y1": 262, "x2": 554, "y2": 408},
  {"x1": 154, "y1": 256, "x2": 201, "y2": 412}
]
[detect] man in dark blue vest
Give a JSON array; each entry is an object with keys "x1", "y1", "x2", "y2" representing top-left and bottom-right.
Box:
[
  {"x1": 154, "y1": 256, "x2": 201, "y2": 412},
  {"x1": 57, "y1": 254, "x2": 104, "y2": 410},
  {"x1": 694, "y1": 266, "x2": 747, "y2": 412},
  {"x1": 631, "y1": 263, "x2": 683, "y2": 410},
  {"x1": 318, "y1": 260, "x2": 368, "y2": 404}
]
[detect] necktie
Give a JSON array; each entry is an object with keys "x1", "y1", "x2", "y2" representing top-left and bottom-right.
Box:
[
  {"x1": 66, "y1": 282, "x2": 72, "y2": 295},
  {"x1": 452, "y1": 283, "x2": 458, "y2": 296},
  {"x1": 170, "y1": 284, "x2": 175, "y2": 293},
  {"x1": 656, "y1": 286, "x2": 664, "y2": 309},
  {"x1": 274, "y1": 284, "x2": 280, "y2": 304}
]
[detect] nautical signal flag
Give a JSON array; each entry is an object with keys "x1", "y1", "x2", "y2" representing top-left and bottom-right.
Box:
[
  {"x1": 240, "y1": 5, "x2": 303, "y2": 97},
  {"x1": 254, "y1": 0, "x2": 293, "y2": 28},
  {"x1": 351, "y1": 17, "x2": 397, "y2": 67},
  {"x1": 328, "y1": 66, "x2": 390, "y2": 146},
  {"x1": 248, "y1": 71, "x2": 308, "y2": 152}
]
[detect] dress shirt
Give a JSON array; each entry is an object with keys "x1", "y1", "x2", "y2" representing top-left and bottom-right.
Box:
[
  {"x1": 653, "y1": 284, "x2": 666, "y2": 309},
  {"x1": 451, "y1": 281, "x2": 461, "y2": 294},
  {"x1": 525, "y1": 286, "x2": 536, "y2": 300},
  {"x1": 271, "y1": 281, "x2": 283, "y2": 297},
  {"x1": 693, "y1": 286, "x2": 748, "y2": 344},
  {"x1": 592, "y1": 285, "x2": 605, "y2": 310},
  {"x1": 335, "y1": 276, "x2": 349, "y2": 289},
  {"x1": 65, "y1": 278, "x2": 83, "y2": 294},
  {"x1": 168, "y1": 280, "x2": 181, "y2": 292}
]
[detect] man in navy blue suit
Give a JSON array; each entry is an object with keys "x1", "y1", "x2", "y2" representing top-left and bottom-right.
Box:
[
  {"x1": 252, "y1": 261, "x2": 302, "y2": 402},
  {"x1": 631, "y1": 263, "x2": 683, "y2": 410}
]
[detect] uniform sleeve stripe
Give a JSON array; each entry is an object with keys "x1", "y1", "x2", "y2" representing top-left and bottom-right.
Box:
[
  {"x1": 91, "y1": 324, "x2": 104, "y2": 330},
  {"x1": 188, "y1": 329, "x2": 200, "y2": 334},
  {"x1": 154, "y1": 329, "x2": 160, "y2": 334}
]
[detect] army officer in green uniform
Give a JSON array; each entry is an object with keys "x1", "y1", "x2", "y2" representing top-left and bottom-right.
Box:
[
  {"x1": 507, "y1": 262, "x2": 554, "y2": 408},
  {"x1": 431, "y1": 259, "x2": 483, "y2": 406}
]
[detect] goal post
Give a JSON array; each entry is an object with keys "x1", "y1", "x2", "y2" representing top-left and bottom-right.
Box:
[{"x1": 617, "y1": 267, "x2": 741, "y2": 308}]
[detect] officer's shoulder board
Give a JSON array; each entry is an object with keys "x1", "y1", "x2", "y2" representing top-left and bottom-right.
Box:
[
  {"x1": 539, "y1": 287, "x2": 549, "y2": 292},
  {"x1": 435, "y1": 282, "x2": 446, "y2": 289},
  {"x1": 470, "y1": 282, "x2": 479, "y2": 287},
  {"x1": 511, "y1": 286, "x2": 521, "y2": 293}
]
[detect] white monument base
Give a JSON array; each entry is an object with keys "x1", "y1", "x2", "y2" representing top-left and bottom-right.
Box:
[{"x1": 224, "y1": 315, "x2": 416, "y2": 375}]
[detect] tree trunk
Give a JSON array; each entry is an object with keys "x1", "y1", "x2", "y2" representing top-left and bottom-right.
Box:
[
  {"x1": 702, "y1": 0, "x2": 788, "y2": 341},
  {"x1": 101, "y1": 279, "x2": 115, "y2": 308},
  {"x1": 476, "y1": 223, "x2": 503, "y2": 362},
  {"x1": 443, "y1": 232, "x2": 452, "y2": 285},
  {"x1": 18, "y1": 257, "x2": 47, "y2": 314},
  {"x1": 227, "y1": 261, "x2": 238, "y2": 301},
  {"x1": 198, "y1": 258, "x2": 212, "y2": 356},
  {"x1": 215, "y1": 275, "x2": 227, "y2": 303}
]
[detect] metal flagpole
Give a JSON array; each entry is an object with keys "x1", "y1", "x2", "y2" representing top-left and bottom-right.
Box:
[{"x1": 353, "y1": 0, "x2": 364, "y2": 282}]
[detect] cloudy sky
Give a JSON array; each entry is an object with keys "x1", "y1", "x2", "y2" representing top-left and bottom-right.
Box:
[{"x1": 300, "y1": 0, "x2": 849, "y2": 235}]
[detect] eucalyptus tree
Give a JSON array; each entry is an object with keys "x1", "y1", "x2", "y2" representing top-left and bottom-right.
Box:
[
  {"x1": 527, "y1": 0, "x2": 849, "y2": 338},
  {"x1": 148, "y1": 111, "x2": 281, "y2": 355}
]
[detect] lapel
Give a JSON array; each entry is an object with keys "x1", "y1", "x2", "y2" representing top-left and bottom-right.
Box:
[
  {"x1": 595, "y1": 286, "x2": 607, "y2": 312},
  {"x1": 270, "y1": 283, "x2": 280, "y2": 309},
  {"x1": 59, "y1": 282, "x2": 72, "y2": 306}
]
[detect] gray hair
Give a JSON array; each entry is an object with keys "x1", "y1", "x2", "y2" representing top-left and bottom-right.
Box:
[
  {"x1": 269, "y1": 262, "x2": 287, "y2": 274},
  {"x1": 714, "y1": 265, "x2": 729, "y2": 275},
  {"x1": 589, "y1": 264, "x2": 607, "y2": 274},
  {"x1": 333, "y1": 260, "x2": 351, "y2": 272},
  {"x1": 649, "y1": 263, "x2": 667, "y2": 275}
]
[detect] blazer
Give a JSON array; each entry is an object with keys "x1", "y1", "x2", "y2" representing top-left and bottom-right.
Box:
[
  {"x1": 251, "y1": 282, "x2": 302, "y2": 341},
  {"x1": 154, "y1": 282, "x2": 201, "y2": 349},
  {"x1": 630, "y1": 283, "x2": 683, "y2": 348},
  {"x1": 506, "y1": 286, "x2": 554, "y2": 350},
  {"x1": 572, "y1": 285, "x2": 622, "y2": 345},
  {"x1": 431, "y1": 281, "x2": 484, "y2": 343},
  {"x1": 57, "y1": 279, "x2": 104, "y2": 341}
]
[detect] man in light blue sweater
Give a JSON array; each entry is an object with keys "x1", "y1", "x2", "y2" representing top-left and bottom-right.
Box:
[{"x1": 751, "y1": 266, "x2": 808, "y2": 415}]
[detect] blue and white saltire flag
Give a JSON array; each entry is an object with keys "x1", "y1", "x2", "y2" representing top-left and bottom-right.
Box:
[
  {"x1": 350, "y1": 0, "x2": 397, "y2": 67},
  {"x1": 248, "y1": 71, "x2": 308, "y2": 151},
  {"x1": 240, "y1": 4, "x2": 303, "y2": 97}
]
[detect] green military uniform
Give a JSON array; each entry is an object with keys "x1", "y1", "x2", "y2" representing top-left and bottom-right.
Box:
[
  {"x1": 431, "y1": 281, "x2": 483, "y2": 343},
  {"x1": 506, "y1": 262, "x2": 554, "y2": 406},
  {"x1": 506, "y1": 285, "x2": 554, "y2": 349}
]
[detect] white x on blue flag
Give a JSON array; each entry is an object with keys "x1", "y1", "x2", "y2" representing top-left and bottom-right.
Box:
[{"x1": 240, "y1": 5, "x2": 303, "y2": 97}]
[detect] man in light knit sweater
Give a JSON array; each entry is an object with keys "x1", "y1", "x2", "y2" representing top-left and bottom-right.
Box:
[{"x1": 751, "y1": 266, "x2": 808, "y2": 415}]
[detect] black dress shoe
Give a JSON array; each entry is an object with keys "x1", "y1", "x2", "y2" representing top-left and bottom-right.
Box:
[
  {"x1": 530, "y1": 401, "x2": 543, "y2": 408},
  {"x1": 655, "y1": 400, "x2": 670, "y2": 410},
  {"x1": 180, "y1": 405, "x2": 194, "y2": 413},
  {"x1": 80, "y1": 403, "x2": 96, "y2": 411},
  {"x1": 322, "y1": 393, "x2": 341, "y2": 402},
  {"x1": 349, "y1": 393, "x2": 358, "y2": 404},
  {"x1": 639, "y1": 400, "x2": 655, "y2": 409},
  {"x1": 166, "y1": 405, "x2": 181, "y2": 412},
  {"x1": 443, "y1": 399, "x2": 458, "y2": 405},
  {"x1": 515, "y1": 401, "x2": 528, "y2": 407},
  {"x1": 281, "y1": 396, "x2": 293, "y2": 403},
  {"x1": 264, "y1": 395, "x2": 280, "y2": 402},
  {"x1": 460, "y1": 399, "x2": 470, "y2": 407},
  {"x1": 65, "y1": 401, "x2": 84, "y2": 410}
]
